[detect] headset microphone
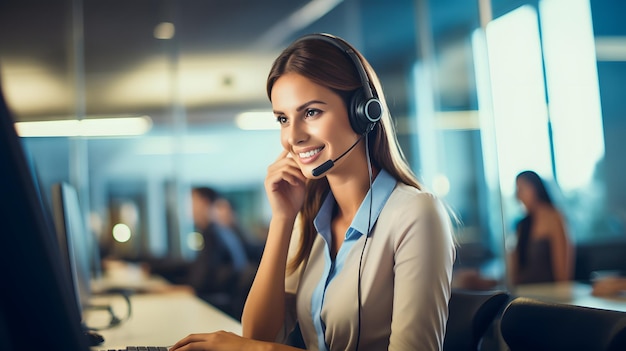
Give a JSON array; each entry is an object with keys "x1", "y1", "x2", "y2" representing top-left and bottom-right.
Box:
[{"x1": 311, "y1": 135, "x2": 364, "y2": 177}]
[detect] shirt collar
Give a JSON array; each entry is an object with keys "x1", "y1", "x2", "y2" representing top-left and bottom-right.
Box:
[{"x1": 314, "y1": 169, "x2": 396, "y2": 241}]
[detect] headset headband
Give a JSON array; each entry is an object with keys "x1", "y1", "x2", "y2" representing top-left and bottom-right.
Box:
[{"x1": 294, "y1": 33, "x2": 378, "y2": 101}]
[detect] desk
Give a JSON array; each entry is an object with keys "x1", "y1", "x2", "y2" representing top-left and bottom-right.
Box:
[
  {"x1": 86, "y1": 291, "x2": 242, "y2": 349},
  {"x1": 92, "y1": 260, "x2": 174, "y2": 294},
  {"x1": 91, "y1": 274, "x2": 174, "y2": 294},
  {"x1": 514, "y1": 281, "x2": 626, "y2": 312}
]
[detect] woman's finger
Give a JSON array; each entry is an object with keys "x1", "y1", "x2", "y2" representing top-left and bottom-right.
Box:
[{"x1": 274, "y1": 148, "x2": 291, "y2": 162}]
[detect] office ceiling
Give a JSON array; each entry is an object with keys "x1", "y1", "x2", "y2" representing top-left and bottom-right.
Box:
[{"x1": 0, "y1": 0, "x2": 481, "y2": 129}]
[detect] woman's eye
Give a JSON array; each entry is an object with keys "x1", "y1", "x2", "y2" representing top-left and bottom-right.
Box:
[
  {"x1": 305, "y1": 109, "x2": 321, "y2": 118},
  {"x1": 276, "y1": 116, "x2": 288, "y2": 124}
]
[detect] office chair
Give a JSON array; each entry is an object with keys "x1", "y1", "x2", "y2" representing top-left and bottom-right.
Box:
[
  {"x1": 443, "y1": 289, "x2": 510, "y2": 351},
  {"x1": 500, "y1": 297, "x2": 626, "y2": 351}
]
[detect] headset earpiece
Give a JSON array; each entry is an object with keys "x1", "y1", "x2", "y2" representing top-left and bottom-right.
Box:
[{"x1": 349, "y1": 89, "x2": 382, "y2": 135}]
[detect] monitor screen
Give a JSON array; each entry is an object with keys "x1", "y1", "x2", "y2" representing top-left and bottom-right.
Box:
[
  {"x1": 51, "y1": 182, "x2": 94, "y2": 319},
  {"x1": 0, "y1": 83, "x2": 90, "y2": 350}
]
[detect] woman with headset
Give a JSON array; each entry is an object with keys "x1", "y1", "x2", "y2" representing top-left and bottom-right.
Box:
[{"x1": 172, "y1": 33, "x2": 456, "y2": 351}]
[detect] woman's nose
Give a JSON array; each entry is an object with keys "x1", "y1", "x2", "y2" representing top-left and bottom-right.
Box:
[{"x1": 286, "y1": 120, "x2": 308, "y2": 145}]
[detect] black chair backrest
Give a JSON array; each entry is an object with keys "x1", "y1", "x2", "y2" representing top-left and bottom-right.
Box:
[
  {"x1": 500, "y1": 297, "x2": 626, "y2": 351},
  {"x1": 443, "y1": 289, "x2": 510, "y2": 351}
]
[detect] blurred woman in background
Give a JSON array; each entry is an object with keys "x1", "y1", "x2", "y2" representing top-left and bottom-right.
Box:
[{"x1": 508, "y1": 170, "x2": 574, "y2": 285}]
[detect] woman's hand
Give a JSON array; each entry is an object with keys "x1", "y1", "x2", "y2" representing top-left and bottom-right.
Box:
[
  {"x1": 169, "y1": 331, "x2": 254, "y2": 351},
  {"x1": 265, "y1": 150, "x2": 306, "y2": 221},
  {"x1": 592, "y1": 276, "x2": 626, "y2": 297}
]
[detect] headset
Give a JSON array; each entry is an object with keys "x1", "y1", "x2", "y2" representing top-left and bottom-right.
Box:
[{"x1": 293, "y1": 33, "x2": 383, "y2": 135}]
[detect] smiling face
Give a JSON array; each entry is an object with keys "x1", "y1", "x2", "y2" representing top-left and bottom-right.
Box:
[{"x1": 271, "y1": 72, "x2": 360, "y2": 178}]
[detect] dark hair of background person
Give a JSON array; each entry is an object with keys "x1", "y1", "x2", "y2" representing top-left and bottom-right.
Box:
[
  {"x1": 193, "y1": 186, "x2": 220, "y2": 204},
  {"x1": 516, "y1": 170, "x2": 554, "y2": 268}
]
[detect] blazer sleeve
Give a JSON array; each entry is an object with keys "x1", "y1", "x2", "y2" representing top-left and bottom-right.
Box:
[{"x1": 389, "y1": 193, "x2": 456, "y2": 351}]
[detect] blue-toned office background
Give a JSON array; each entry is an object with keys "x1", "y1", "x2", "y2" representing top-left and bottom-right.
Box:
[{"x1": 1, "y1": 0, "x2": 625, "y2": 284}]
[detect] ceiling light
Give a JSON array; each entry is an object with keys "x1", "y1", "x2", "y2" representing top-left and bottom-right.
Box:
[
  {"x1": 235, "y1": 111, "x2": 279, "y2": 130},
  {"x1": 154, "y1": 22, "x2": 175, "y2": 40},
  {"x1": 434, "y1": 111, "x2": 480, "y2": 130},
  {"x1": 255, "y1": 0, "x2": 344, "y2": 49},
  {"x1": 595, "y1": 36, "x2": 626, "y2": 61},
  {"x1": 14, "y1": 116, "x2": 153, "y2": 137}
]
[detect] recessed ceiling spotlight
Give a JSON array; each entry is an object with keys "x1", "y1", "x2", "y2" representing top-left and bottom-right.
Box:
[{"x1": 154, "y1": 22, "x2": 175, "y2": 40}]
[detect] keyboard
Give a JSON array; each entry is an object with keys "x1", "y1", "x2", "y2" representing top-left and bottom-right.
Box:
[{"x1": 99, "y1": 347, "x2": 169, "y2": 351}]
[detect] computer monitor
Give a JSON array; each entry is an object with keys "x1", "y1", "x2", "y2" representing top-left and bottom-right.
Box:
[
  {"x1": 51, "y1": 182, "x2": 95, "y2": 321},
  {"x1": 0, "y1": 83, "x2": 91, "y2": 350}
]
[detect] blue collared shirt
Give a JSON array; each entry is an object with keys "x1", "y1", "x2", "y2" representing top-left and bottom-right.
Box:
[{"x1": 310, "y1": 169, "x2": 397, "y2": 351}]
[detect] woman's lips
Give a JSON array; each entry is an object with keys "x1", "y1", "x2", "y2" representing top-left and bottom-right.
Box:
[{"x1": 297, "y1": 146, "x2": 324, "y2": 164}]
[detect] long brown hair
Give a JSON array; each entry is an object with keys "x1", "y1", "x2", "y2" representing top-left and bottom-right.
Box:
[{"x1": 267, "y1": 34, "x2": 422, "y2": 272}]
